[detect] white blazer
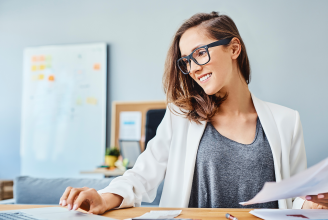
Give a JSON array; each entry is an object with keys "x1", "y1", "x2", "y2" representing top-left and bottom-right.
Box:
[{"x1": 98, "y1": 93, "x2": 307, "y2": 209}]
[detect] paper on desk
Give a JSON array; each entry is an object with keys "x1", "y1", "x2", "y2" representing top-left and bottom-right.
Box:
[
  {"x1": 240, "y1": 157, "x2": 328, "y2": 206},
  {"x1": 127, "y1": 210, "x2": 182, "y2": 219},
  {"x1": 250, "y1": 209, "x2": 328, "y2": 220}
]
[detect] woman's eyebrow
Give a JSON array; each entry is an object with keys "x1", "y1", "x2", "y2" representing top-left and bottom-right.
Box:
[{"x1": 181, "y1": 44, "x2": 204, "y2": 57}]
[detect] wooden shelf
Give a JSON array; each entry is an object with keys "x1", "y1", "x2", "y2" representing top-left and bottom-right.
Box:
[{"x1": 0, "y1": 180, "x2": 13, "y2": 201}]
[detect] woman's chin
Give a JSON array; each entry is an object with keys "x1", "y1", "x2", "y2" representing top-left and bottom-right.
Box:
[
  {"x1": 203, "y1": 86, "x2": 221, "y2": 96},
  {"x1": 203, "y1": 89, "x2": 218, "y2": 96}
]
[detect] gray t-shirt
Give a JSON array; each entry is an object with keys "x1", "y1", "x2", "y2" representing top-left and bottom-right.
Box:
[{"x1": 188, "y1": 117, "x2": 278, "y2": 208}]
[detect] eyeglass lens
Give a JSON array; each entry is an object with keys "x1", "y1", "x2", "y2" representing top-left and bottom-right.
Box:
[{"x1": 178, "y1": 47, "x2": 210, "y2": 74}]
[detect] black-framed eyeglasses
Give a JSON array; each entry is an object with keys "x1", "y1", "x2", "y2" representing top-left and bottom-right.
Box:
[{"x1": 177, "y1": 37, "x2": 233, "y2": 75}]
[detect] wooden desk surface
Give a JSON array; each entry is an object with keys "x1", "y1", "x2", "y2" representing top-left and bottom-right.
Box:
[
  {"x1": 0, "y1": 205, "x2": 260, "y2": 220},
  {"x1": 80, "y1": 168, "x2": 125, "y2": 177}
]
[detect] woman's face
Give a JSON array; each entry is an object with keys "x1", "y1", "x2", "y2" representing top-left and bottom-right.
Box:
[{"x1": 179, "y1": 26, "x2": 239, "y2": 95}]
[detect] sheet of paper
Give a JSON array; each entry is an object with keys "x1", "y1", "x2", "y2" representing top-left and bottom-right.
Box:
[
  {"x1": 125, "y1": 210, "x2": 182, "y2": 220},
  {"x1": 119, "y1": 111, "x2": 142, "y2": 140},
  {"x1": 240, "y1": 157, "x2": 328, "y2": 206},
  {"x1": 250, "y1": 209, "x2": 328, "y2": 220}
]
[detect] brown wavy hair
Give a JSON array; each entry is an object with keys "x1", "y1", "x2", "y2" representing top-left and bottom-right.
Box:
[{"x1": 163, "y1": 11, "x2": 250, "y2": 124}]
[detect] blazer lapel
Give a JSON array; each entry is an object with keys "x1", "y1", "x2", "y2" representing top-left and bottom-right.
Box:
[
  {"x1": 251, "y1": 93, "x2": 282, "y2": 182},
  {"x1": 182, "y1": 119, "x2": 207, "y2": 207}
]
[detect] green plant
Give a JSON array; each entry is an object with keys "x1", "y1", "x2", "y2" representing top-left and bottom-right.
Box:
[{"x1": 106, "y1": 147, "x2": 120, "y2": 157}]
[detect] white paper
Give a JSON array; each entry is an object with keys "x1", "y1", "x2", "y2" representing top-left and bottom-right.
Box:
[
  {"x1": 125, "y1": 210, "x2": 182, "y2": 220},
  {"x1": 250, "y1": 209, "x2": 328, "y2": 220},
  {"x1": 119, "y1": 111, "x2": 142, "y2": 140},
  {"x1": 240, "y1": 157, "x2": 328, "y2": 206}
]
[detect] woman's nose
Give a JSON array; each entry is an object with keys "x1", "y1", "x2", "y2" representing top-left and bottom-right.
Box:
[{"x1": 190, "y1": 60, "x2": 202, "y2": 74}]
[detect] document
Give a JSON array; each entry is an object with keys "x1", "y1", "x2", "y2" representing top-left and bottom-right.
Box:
[
  {"x1": 119, "y1": 111, "x2": 142, "y2": 140},
  {"x1": 240, "y1": 157, "x2": 328, "y2": 206},
  {"x1": 127, "y1": 210, "x2": 182, "y2": 219},
  {"x1": 250, "y1": 209, "x2": 328, "y2": 220}
]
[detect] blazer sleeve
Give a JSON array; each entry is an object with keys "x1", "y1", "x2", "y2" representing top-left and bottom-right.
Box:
[
  {"x1": 97, "y1": 106, "x2": 172, "y2": 208},
  {"x1": 291, "y1": 111, "x2": 307, "y2": 209}
]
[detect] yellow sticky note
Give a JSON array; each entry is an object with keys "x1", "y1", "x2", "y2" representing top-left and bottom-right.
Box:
[
  {"x1": 39, "y1": 65, "x2": 45, "y2": 70},
  {"x1": 31, "y1": 65, "x2": 37, "y2": 71},
  {"x1": 38, "y1": 74, "x2": 44, "y2": 80},
  {"x1": 86, "y1": 97, "x2": 97, "y2": 105}
]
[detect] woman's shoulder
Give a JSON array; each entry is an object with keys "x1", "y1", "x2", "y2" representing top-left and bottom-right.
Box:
[
  {"x1": 262, "y1": 100, "x2": 300, "y2": 129},
  {"x1": 265, "y1": 101, "x2": 297, "y2": 115}
]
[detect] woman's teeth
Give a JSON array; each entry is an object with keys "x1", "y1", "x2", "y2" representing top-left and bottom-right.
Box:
[{"x1": 200, "y1": 73, "x2": 212, "y2": 82}]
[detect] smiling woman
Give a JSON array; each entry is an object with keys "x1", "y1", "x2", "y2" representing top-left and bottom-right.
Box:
[{"x1": 163, "y1": 12, "x2": 250, "y2": 123}]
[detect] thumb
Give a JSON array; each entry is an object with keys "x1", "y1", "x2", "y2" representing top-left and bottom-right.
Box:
[{"x1": 88, "y1": 202, "x2": 104, "y2": 215}]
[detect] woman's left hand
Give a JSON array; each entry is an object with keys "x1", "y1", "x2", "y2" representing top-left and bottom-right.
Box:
[{"x1": 303, "y1": 193, "x2": 328, "y2": 209}]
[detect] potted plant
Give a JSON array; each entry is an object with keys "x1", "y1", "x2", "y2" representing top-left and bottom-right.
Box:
[{"x1": 105, "y1": 147, "x2": 120, "y2": 167}]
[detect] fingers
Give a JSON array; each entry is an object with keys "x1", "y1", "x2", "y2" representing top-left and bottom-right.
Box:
[
  {"x1": 74, "y1": 188, "x2": 104, "y2": 214},
  {"x1": 59, "y1": 187, "x2": 88, "y2": 208},
  {"x1": 59, "y1": 187, "x2": 107, "y2": 214},
  {"x1": 66, "y1": 187, "x2": 85, "y2": 210},
  {"x1": 305, "y1": 193, "x2": 328, "y2": 209},
  {"x1": 59, "y1": 186, "x2": 73, "y2": 206}
]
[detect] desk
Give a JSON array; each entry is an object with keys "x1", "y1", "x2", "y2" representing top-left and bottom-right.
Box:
[
  {"x1": 0, "y1": 205, "x2": 260, "y2": 220},
  {"x1": 80, "y1": 168, "x2": 125, "y2": 177}
]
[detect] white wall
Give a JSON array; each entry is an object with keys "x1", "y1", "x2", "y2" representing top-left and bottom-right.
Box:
[{"x1": 0, "y1": 0, "x2": 327, "y2": 178}]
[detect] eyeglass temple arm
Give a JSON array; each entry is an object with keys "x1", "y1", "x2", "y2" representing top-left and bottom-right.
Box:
[{"x1": 207, "y1": 37, "x2": 233, "y2": 48}]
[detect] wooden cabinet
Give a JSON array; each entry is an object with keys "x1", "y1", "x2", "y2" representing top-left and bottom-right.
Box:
[{"x1": 0, "y1": 180, "x2": 13, "y2": 200}]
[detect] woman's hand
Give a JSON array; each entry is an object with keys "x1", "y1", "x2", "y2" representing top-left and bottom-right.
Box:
[
  {"x1": 59, "y1": 186, "x2": 123, "y2": 215},
  {"x1": 302, "y1": 193, "x2": 328, "y2": 209}
]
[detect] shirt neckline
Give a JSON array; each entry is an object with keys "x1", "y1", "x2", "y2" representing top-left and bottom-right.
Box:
[{"x1": 208, "y1": 117, "x2": 261, "y2": 146}]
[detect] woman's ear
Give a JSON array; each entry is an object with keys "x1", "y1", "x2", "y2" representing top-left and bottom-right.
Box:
[{"x1": 230, "y1": 37, "x2": 241, "y2": 60}]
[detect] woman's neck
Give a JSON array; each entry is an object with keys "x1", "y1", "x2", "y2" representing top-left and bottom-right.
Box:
[{"x1": 216, "y1": 71, "x2": 255, "y2": 117}]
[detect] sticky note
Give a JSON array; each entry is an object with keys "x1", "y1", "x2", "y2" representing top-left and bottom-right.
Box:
[
  {"x1": 32, "y1": 56, "x2": 38, "y2": 62},
  {"x1": 46, "y1": 64, "x2": 52, "y2": 68},
  {"x1": 76, "y1": 98, "x2": 83, "y2": 105},
  {"x1": 38, "y1": 74, "x2": 44, "y2": 80},
  {"x1": 86, "y1": 97, "x2": 97, "y2": 105},
  {"x1": 39, "y1": 65, "x2": 45, "y2": 70},
  {"x1": 31, "y1": 65, "x2": 37, "y2": 71},
  {"x1": 31, "y1": 75, "x2": 38, "y2": 81},
  {"x1": 45, "y1": 55, "x2": 52, "y2": 61},
  {"x1": 48, "y1": 75, "x2": 55, "y2": 81},
  {"x1": 93, "y1": 63, "x2": 101, "y2": 70},
  {"x1": 39, "y1": 55, "x2": 45, "y2": 62}
]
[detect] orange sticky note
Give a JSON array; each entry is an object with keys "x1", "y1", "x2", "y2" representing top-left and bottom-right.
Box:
[
  {"x1": 39, "y1": 55, "x2": 45, "y2": 62},
  {"x1": 31, "y1": 65, "x2": 37, "y2": 71},
  {"x1": 48, "y1": 75, "x2": 55, "y2": 81},
  {"x1": 38, "y1": 74, "x2": 44, "y2": 80},
  {"x1": 32, "y1": 56, "x2": 38, "y2": 62},
  {"x1": 93, "y1": 63, "x2": 101, "y2": 70}
]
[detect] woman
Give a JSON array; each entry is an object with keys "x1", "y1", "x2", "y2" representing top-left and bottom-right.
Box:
[{"x1": 59, "y1": 12, "x2": 328, "y2": 214}]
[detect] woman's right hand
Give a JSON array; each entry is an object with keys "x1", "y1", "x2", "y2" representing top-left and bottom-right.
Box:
[{"x1": 59, "y1": 186, "x2": 123, "y2": 215}]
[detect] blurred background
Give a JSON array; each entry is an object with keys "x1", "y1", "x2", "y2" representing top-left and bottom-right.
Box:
[{"x1": 0, "y1": 0, "x2": 327, "y2": 192}]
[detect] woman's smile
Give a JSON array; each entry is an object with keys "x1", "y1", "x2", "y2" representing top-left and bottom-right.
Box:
[{"x1": 198, "y1": 72, "x2": 212, "y2": 83}]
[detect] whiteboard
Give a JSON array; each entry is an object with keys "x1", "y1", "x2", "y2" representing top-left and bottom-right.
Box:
[{"x1": 21, "y1": 43, "x2": 107, "y2": 178}]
